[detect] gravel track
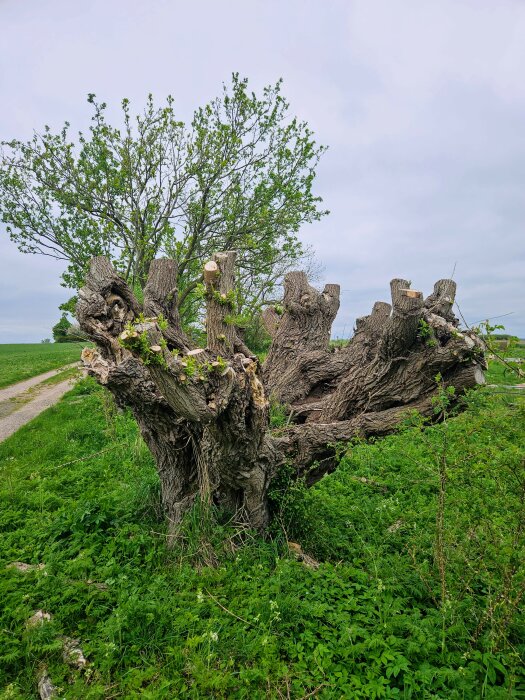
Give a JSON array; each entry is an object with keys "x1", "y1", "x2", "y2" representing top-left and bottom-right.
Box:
[
  {"x1": 0, "y1": 363, "x2": 78, "y2": 403},
  {"x1": 0, "y1": 365, "x2": 79, "y2": 442}
]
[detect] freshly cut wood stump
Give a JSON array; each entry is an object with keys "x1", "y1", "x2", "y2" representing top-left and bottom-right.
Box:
[{"x1": 77, "y1": 252, "x2": 486, "y2": 537}]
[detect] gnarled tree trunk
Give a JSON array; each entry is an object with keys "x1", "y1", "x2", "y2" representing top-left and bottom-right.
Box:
[{"x1": 77, "y1": 252, "x2": 485, "y2": 536}]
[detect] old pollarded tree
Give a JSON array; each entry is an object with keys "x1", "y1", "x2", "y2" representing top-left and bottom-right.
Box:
[{"x1": 77, "y1": 252, "x2": 485, "y2": 534}]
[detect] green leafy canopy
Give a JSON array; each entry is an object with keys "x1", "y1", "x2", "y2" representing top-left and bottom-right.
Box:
[{"x1": 0, "y1": 74, "x2": 328, "y2": 323}]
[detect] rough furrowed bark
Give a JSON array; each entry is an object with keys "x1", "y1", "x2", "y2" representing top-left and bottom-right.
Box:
[
  {"x1": 263, "y1": 271, "x2": 340, "y2": 403},
  {"x1": 78, "y1": 252, "x2": 486, "y2": 536},
  {"x1": 78, "y1": 252, "x2": 277, "y2": 534},
  {"x1": 143, "y1": 258, "x2": 193, "y2": 353}
]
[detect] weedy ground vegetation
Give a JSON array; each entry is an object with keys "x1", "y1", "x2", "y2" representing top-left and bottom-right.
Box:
[{"x1": 0, "y1": 348, "x2": 524, "y2": 698}]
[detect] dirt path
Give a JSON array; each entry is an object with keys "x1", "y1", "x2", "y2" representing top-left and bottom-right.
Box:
[
  {"x1": 0, "y1": 365, "x2": 80, "y2": 443},
  {"x1": 0, "y1": 363, "x2": 78, "y2": 403}
]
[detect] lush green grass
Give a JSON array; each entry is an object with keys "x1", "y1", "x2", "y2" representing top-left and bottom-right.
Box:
[
  {"x1": 39, "y1": 366, "x2": 82, "y2": 387},
  {"x1": 485, "y1": 342, "x2": 525, "y2": 386},
  {"x1": 0, "y1": 344, "x2": 84, "y2": 389},
  {"x1": 0, "y1": 372, "x2": 524, "y2": 697}
]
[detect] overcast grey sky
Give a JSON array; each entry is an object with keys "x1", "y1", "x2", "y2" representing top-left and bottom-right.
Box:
[{"x1": 1, "y1": 0, "x2": 524, "y2": 341}]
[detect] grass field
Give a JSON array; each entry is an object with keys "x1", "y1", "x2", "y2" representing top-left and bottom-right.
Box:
[
  {"x1": 485, "y1": 342, "x2": 525, "y2": 385},
  {"x1": 0, "y1": 344, "x2": 84, "y2": 389},
  {"x1": 0, "y1": 348, "x2": 524, "y2": 698}
]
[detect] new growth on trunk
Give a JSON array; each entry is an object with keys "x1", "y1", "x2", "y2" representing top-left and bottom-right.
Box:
[{"x1": 77, "y1": 252, "x2": 486, "y2": 535}]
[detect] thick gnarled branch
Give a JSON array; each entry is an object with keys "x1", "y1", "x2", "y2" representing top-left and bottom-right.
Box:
[{"x1": 77, "y1": 254, "x2": 486, "y2": 535}]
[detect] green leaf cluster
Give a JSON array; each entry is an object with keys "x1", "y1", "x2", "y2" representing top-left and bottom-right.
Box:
[
  {"x1": 51, "y1": 314, "x2": 73, "y2": 343},
  {"x1": 119, "y1": 323, "x2": 167, "y2": 369},
  {"x1": 206, "y1": 288, "x2": 236, "y2": 308},
  {"x1": 417, "y1": 318, "x2": 437, "y2": 347}
]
